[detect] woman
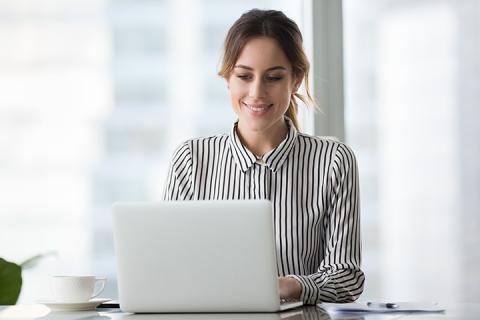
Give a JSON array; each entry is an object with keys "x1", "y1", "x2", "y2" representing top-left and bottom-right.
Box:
[{"x1": 163, "y1": 9, "x2": 364, "y2": 304}]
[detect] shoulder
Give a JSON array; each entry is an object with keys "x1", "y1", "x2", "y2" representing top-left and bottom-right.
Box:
[
  {"x1": 296, "y1": 132, "x2": 358, "y2": 163},
  {"x1": 183, "y1": 133, "x2": 229, "y2": 151},
  {"x1": 172, "y1": 133, "x2": 230, "y2": 159},
  {"x1": 187, "y1": 133, "x2": 230, "y2": 146},
  {"x1": 297, "y1": 132, "x2": 354, "y2": 152}
]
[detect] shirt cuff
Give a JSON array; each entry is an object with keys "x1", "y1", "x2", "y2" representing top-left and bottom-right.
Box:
[{"x1": 286, "y1": 274, "x2": 318, "y2": 305}]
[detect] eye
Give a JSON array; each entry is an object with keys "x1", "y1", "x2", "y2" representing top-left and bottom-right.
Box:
[
  {"x1": 236, "y1": 74, "x2": 251, "y2": 81},
  {"x1": 266, "y1": 76, "x2": 283, "y2": 82}
]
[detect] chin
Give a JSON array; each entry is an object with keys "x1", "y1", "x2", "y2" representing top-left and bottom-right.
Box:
[{"x1": 239, "y1": 115, "x2": 278, "y2": 132}]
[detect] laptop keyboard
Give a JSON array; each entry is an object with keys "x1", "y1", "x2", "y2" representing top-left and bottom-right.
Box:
[{"x1": 280, "y1": 298, "x2": 300, "y2": 305}]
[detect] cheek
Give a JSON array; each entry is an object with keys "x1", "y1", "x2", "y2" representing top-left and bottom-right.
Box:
[
  {"x1": 229, "y1": 81, "x2": 248, "y2": 101},
  {"x1": 271, "y1": 84, "x2": 293, "y2": 104}
]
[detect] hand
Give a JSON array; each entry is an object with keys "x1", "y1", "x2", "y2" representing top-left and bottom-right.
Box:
[{"x1": 278, "y1": 276, "x2": 302, "y2": 301}]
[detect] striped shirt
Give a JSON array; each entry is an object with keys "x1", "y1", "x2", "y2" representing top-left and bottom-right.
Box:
[{"x1": 163, "y1": 117, "x2": 365, "y2": 304}]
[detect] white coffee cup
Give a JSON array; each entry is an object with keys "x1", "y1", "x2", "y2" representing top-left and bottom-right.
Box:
[{"x1": 51, "y1": 275, "x2": 107, "y2": 303}]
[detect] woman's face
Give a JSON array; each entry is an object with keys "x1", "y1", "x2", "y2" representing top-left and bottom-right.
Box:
[{"x1": 226, "y1": 37, "x2": 300, "y2": 134}]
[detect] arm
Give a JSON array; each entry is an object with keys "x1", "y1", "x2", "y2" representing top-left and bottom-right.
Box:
[
  {"x1": 287, "y1": 143, "x2": 365, "y2": 304},
  {"x1": 162, "y1": 141, "x2": 194, "y2": 201}
]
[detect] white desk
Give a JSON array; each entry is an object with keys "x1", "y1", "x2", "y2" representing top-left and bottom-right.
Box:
[{"x1": 1, "y1": 303, "x2": 480, "y2": 320}]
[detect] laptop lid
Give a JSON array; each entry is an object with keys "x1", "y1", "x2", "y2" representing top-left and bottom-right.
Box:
[{"x1": 112, "y1": 200, "x2": 297, "y2": 313}]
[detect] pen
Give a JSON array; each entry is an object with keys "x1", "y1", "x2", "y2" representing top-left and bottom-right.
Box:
[{"x1": 367, "y1": 302, "x2": 399, "y2": 309}]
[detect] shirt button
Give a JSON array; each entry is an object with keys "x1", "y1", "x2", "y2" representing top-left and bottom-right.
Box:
[{"x1": 256, "y1": 158, "x2": 266, "y2": 166}]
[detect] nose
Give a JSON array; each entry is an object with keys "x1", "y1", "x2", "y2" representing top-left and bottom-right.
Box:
[{"x1": 249, "y1": 78, "x2": 266, "y2": 99}]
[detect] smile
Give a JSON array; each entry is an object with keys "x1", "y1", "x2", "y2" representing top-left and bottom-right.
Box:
[{"x1": 242, "y1": 102, "x2": 273, "y2": 115}]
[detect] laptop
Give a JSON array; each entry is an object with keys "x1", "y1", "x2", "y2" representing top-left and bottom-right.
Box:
[
  {"x1": 112, "y1": 200, "x2": 304, "y2": 313},
  {"x1": 112, "y1": 310, "x2": 305, "y2": 320}
]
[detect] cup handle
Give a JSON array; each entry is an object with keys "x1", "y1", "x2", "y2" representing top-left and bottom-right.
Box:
[{"x1": 91, "y1": 277, "x2": 107, "y2": 299}]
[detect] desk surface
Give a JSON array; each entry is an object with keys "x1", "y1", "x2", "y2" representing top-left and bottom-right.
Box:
[{"x1": 1, "y1": 303, "x2": 479, "y2": 320}]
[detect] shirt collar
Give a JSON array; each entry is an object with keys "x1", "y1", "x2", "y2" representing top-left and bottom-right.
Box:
[{"x1": 228, "y1": 117, "x2": 298, "y2": 173}]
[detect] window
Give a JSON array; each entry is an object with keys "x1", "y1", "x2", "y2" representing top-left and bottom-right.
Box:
[
  {"x1": 0, "y1": 0, "x2": 310, "y2": 303},
  {"x1": 344, "y1": 0, "x2": 480, "y2": 302}
]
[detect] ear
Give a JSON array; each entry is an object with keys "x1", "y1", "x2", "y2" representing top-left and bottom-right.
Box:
[
  {"x1": 225, "y1": 76, "x2": 230, "y2": 89},
  {"x1": 292, "y1": 73, "x2": 303, "y2": 94}
]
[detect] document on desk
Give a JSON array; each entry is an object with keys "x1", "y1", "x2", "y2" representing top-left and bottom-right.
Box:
[{"x1": 317, "y1": 302, "x2": 445, "y2": 314}]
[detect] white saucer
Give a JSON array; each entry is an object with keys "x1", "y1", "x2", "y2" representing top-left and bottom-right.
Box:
[{"x1": 38, "y1": 298, "x2": 111, "y2": 311}]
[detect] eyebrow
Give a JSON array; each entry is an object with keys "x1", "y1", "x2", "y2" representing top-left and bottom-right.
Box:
[{"x1": 234, "y1": 64, "x2": 287, "y2": 72}]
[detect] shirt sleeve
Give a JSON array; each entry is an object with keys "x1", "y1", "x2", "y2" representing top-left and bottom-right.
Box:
[
  {"x1": 162, "y1": 140, "x2": 194, "y2": 201},
  {"x1": 287, "y1": 143, "x2": 365, "y2": 304}
]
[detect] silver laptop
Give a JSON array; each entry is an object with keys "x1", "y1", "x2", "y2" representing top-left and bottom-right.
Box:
[
  {"x1": 117, "y1": 310, "x2": 304, "y2": 320},
  {"x1": 112, "y1": 200, "x2": 303, "y2": 313}
]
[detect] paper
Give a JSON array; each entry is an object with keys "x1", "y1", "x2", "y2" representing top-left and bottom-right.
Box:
[{"x1": 317, "y1": 302, "x2": 445, "y2": 313}]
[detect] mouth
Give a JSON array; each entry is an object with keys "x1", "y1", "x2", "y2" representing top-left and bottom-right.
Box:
[{"x1": 242, "y1": 102, "x2": 273, "y2": 116}]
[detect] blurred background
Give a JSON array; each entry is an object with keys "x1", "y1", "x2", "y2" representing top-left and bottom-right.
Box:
[{"x1": 0, "y1": 0, "x2": 479, "y2": 304}]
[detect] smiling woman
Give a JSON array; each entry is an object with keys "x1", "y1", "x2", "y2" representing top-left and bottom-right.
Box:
[
  {"x1": 225, "y1": 37, "x2": 300, "y2": 157},
  {"x1": 163, "y1": 9, "x2": 365, "y2": 304},
  {"x1": 226, "y1": 37, "x2": 298, "y2": 156},
  {"x1": 218, "y1": 9, "x2": 316, "y2": 134}
]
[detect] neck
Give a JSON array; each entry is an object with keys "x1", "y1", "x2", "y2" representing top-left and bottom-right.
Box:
[{"x1": 236, "y1": 118, "x2": 288, "y2": 158}]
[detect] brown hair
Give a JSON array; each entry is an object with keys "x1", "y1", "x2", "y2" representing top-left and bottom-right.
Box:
[{"x1": 218, "y1": 9, "x2": 317, "y2": 131}]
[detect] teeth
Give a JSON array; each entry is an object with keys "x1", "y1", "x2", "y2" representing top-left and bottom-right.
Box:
[{"x1": 244, "y1": 103, "x2": 270, "y2": 112}]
